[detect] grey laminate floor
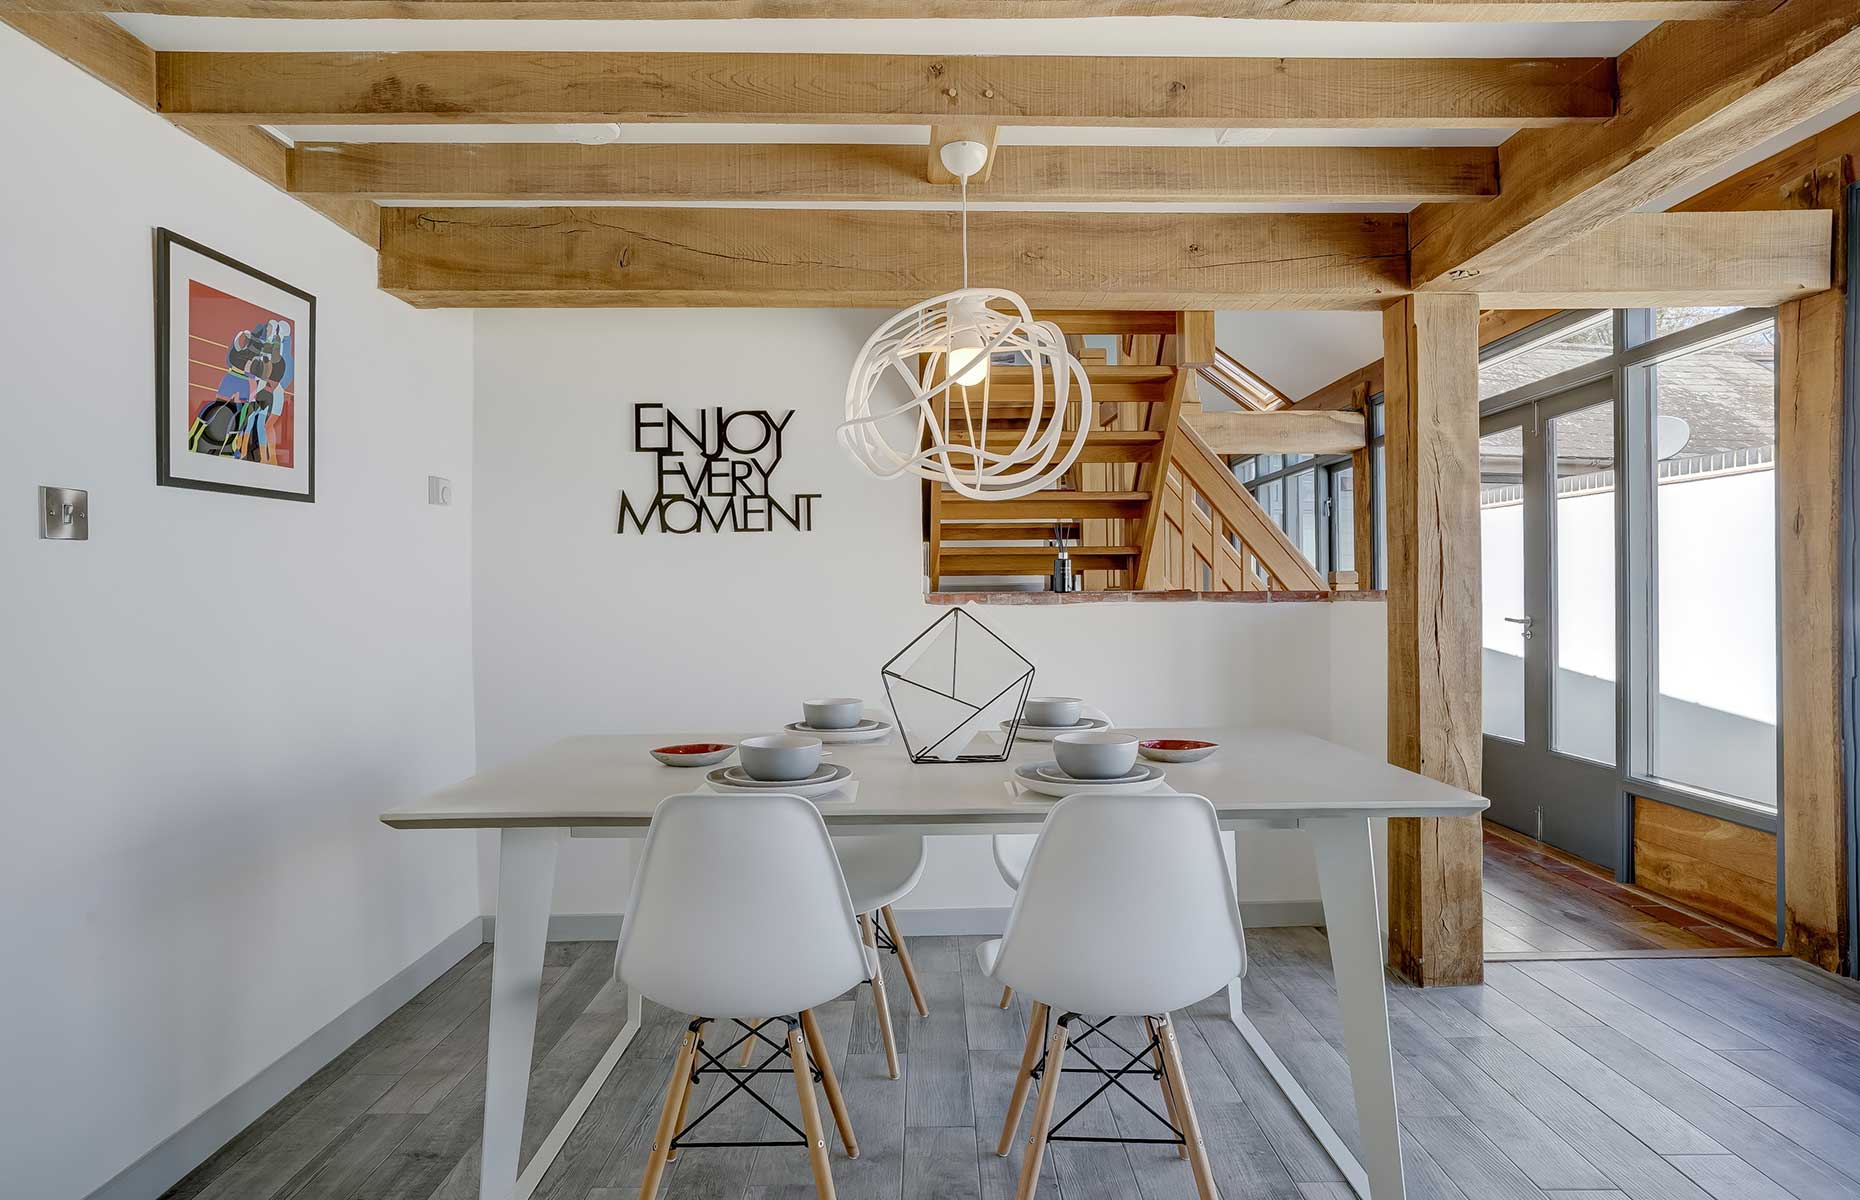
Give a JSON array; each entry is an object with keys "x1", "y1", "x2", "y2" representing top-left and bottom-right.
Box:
[{"x1": 161, "y1": 929, "x2": 1860, "y2": 1200}]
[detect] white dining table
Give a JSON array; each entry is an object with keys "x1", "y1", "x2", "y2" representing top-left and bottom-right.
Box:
[{"x1": 381, "y1": 726, "x2": 1487, "y2": 1200}]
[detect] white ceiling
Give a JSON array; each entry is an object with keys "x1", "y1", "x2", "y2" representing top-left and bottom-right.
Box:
[
  {"x1": 272, "y1": 123, "x2": 1513, "y2": 148},
  {"x1": 114, "y1": 15, "x2": 1654, "y2": 56}
]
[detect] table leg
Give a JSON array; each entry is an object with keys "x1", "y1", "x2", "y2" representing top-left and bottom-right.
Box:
[
  {"x1": 1305, "y1": 816, "x2": 1404, "y2": 1200},
  {"x1": 481, "y1": 827, "x2": 562, "y2": 1200}
]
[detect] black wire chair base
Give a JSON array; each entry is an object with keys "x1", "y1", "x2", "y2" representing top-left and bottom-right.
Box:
[
  {"x1": 670, "y1": 1017, "x2": 824, "y2": 1152},
  {"x1": 1036, "y1": 1013, "x2": 1186, "y2": 1149}
]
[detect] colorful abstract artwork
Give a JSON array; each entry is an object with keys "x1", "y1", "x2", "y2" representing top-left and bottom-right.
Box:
[{"x1": 156, "y1": 229, "x2": 316, "y2": 501}]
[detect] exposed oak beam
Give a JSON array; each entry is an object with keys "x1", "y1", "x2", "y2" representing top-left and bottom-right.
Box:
[
  {"x1": 377, "y1": 206, "x2": 1408, "y2": 308},
  {"x1": 288, "y1": 141, "x2": 1499, "y2": 205},
  {"x1": 1184, "y1": 410, "x2": 1365, "y2": 454},
  {"x1": 1468, "y1": 210, "x2": 1832, "y2": 308},
  {"x1": 0, "y1": 0, "x2": 1779, "y2": 17},
  {"x1": 1409, "y1": 0, "x2": 1860, "y2": 287},
  {"x1": 157, "y1": 50, "x2": 1616, "y2": 128}
]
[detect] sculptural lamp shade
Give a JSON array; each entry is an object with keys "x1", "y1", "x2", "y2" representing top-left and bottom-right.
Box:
[{"x1": 839, "y1": 141, "x2": 1093, "y2": 502}]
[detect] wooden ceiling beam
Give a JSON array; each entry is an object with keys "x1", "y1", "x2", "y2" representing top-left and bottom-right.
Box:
[
  {"x1": 287, "y1": 141, "x2": 1498, "y2": 204},
  {"x1": 0, "y1": 1, "x2": 1780, "y2": 18},
  {"x1": 1184, "y1": 410, "x2": 1366, "y2": 454},
  {"x1": 376, "y1": 206, "x2": 1408, "y2": 308},
  {"x1": 1464, "y1": 210, "x2": 1832, "y2": 308},
  {"x1": 1409, "y1": 0, "x2": 1860, "y2": 288},
  {"x1": 156, "y1": 50, "x2": 1616, "y2": 127}
]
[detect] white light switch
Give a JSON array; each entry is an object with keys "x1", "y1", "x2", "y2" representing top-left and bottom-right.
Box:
[{"x1": 427, "y1": 476, "x2": 453, "y2": 507}]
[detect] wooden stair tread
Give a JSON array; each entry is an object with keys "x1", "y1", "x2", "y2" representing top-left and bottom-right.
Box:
[
  {"x1": 940, "y1": 522, "x2": 1083, "y2": 541},
  {"x1": 940, "y1": 544, "x2": 1137, "y2": 556},
  {"x1": 991, "y1": 364, "x2": 1176, "y2": 382},
  {"x1": 938, "y1": 489, "x2": 1149, "y2": 501}
]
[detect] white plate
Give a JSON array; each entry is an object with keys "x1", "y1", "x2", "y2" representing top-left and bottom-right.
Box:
[
  {"x1": 785, "y1": 718, "x2": 893, "y2": 744},
  {"x1": 1012, "y1": 761, "x2": 1166, "y2": 798},
  {"x1": 706, "y1": 762, "x2": 854, "y2": 798},
  {"x1": 1034, "y1": 762, "x2": 1148, "y2": 785},
  {"x1": 1001, "y1": 716, "x2": 1113, "y2": 742},
  {"x1": 711, "y1": 763, "x2": 840, "y2": 788}
]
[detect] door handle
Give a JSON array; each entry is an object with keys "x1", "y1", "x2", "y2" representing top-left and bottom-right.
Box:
[{"x1": 1503, "y1": 615, "x2": 1535, "y2": 640}]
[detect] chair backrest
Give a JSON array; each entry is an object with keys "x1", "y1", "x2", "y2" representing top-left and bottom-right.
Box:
[
  {"x1": 991, "y1": 792, "x2": 1246, "y2": 1016},
  {"x1": 616, "y1": 793, "x2": 870, "y2": 1020}
]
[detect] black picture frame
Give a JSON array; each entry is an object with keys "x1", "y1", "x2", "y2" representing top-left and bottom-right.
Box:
[{"x1": 154, "y1": 227, "x2": 317, "y2": 503}]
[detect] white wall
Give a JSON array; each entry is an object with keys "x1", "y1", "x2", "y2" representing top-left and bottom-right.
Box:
[
  {"x1": 1213, "y1": 311, "x2": 1384, "y2": 400},
  {"x1": 0, "y1": 28, "x2": 481, "y2": 1200},
  {"x1": 472, "y1": 308, "x2": 1388, "y2": 918}
]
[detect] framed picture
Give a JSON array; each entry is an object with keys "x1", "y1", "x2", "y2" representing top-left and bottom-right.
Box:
[{"x1": 155, "y1": 228, "x2": 316, "y2": 502}]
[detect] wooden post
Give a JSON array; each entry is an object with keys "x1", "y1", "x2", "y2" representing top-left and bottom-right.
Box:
[
  {"x1": 1778, "y1": 156, "x2": 1852, "y2": 972},
  {"x1": 1381, "y1": 293, "x2": 1485, "y2": 988},
  {"x1": 1349, "y1": 379, "x2": 1377, "y2": 583}
]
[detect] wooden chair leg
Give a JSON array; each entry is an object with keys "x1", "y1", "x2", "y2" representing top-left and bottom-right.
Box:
[
  {"x1": 638, "y1": 1021, "x2": 699, "y2": 1200},
  {"x1": 998, "y1": 985, "x2": 1014, "y2": 1010},
  {"x1": 789, "y1": 1022, "x2": 838, "y2": 1200},
  {"x1": 1155, "y1": 1014, "x2": 1219, "y2": 1200},
  {"x1": 739, "y1": 1019, "x2": 763, "y2": 1067},
  {"x1": 801, "y1": 1008, "x2": 859, "y2": 1159},
  {"x1": 1014, "y1": 1017, "x2": 1071, "y2": 1200},
  {"x1": 881, "y1": 905, "x2": 930, "y2": 1017},
  {"x1": 996, "y1": 1001, "x2": 1049, "y2": 1157},
  {"x1": 665, "y1": 1019, "x2": 706, "y2": 1163},
  {"x1": 860, "y1": 914, "x2": 901, "y2": 1080},
  {"x1": 1145, "y1": 1016, "x2": 1187, "y2": 1161}
]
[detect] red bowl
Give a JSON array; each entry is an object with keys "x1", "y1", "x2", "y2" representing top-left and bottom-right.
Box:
[
  {"x1": 656, "y1": 743, "x2": 732, "y2": 755},
  {"x1": 1140, "y1": 739, "x2": 1216, "y2": 751}
]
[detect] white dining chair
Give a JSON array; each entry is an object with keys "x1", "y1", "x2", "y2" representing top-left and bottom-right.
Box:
[
  {"x1": 991, "y1": 704, "x2": 1109, "y2": 1009},
  {"x1": 978, "y1": 792, "x2": 1245, "y2": 1200},
  {"x1": 741, "y1": 833, "x2": 927, "y2": 1078},
  {"x1": 616, "y1": 792, "x2": 870, "y2": 1200}
]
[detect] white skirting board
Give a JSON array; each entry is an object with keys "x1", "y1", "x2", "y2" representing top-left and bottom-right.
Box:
[
  {"x1": 484, "y1": 900, "x2": 1329, "y2": 942},
  {"x1": 83, "y1": 916, "x2": 486, "y2": 1200}
]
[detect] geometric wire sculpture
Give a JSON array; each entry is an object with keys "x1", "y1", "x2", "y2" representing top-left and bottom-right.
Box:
[
  {"x1": 839, "y1": 288, "x2": 1094, "y2": 501},
  {"x1": 880, "y1": 605, "x2": 1034, "y2": 763}
]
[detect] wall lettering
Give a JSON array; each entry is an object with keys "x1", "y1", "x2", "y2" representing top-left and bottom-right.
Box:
[{"x1": 617, "y1": 404, "x2": 821, "y2": 535}]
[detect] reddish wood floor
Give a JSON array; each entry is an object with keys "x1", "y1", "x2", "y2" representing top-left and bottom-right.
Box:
[{"x1": 1483, "y1": 823, "x2": 1777, "y2": 958}]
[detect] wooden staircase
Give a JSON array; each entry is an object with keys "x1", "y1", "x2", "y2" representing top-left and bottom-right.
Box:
[{"x1": 924, "y1": 318, "x2": 1330, "y2": 595}]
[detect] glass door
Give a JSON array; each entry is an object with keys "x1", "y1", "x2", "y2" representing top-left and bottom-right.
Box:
[{"x1": 1481, "y1": 378, "x2": 1625, "y2": 870}]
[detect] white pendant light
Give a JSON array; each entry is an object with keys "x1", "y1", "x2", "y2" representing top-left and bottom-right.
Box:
[{"x1": 839, "y1": 141, "x2": 1092, "y2": 502}]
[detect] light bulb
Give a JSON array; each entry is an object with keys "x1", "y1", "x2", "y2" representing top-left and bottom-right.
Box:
[{"x1": 947, "y1": 342, "x2": 990, "y2": 389}]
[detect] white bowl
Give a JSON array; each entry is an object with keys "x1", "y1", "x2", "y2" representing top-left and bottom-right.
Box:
[
  {"x1": 1052, "y1": 731, "x2": 1139, "y2": 780},
  {"x1": 1024, "y1": 696, "x2": 1085, "y2": 727},
  {"x1": 738, "y1": 734, "x2": 824, "y2": 781},
  {"x1": 802, "y1": 697, "x2": 864, "y2": 730}
]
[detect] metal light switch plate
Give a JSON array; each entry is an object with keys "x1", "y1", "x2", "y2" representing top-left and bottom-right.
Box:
[{"x1": 39, "y1": 486, "x2": 89, "y2": 540}]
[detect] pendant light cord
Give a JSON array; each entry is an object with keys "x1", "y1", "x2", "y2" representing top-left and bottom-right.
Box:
[{"x1": 960, "y1": 173, "x2": 970, "y2": 289}]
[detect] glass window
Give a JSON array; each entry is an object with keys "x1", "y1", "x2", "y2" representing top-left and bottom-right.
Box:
[
  {"x1": 1480, "y1": 313, "x2": 1614, "y2": 401},
  {"x1": 1650, "y1": 306, "x2": 1744, "y2": 340},
  {"x1": 1258, "y1": 454, "x2": 1284, "y2": 476},
  {"x1": 1549, "y1": 399, "x2": 1617, "y2": 766},
  {"x1": 1333, "y1": 466, "x2": 1356, "y2": 575},
  {"x1": 1372, "y1": 441, "x2": 1387, "y2": 590},
  {"x1": 1236, "y1": 458, "x2": 1257, "y2": 483},
  {"x1": 1481, "y1": 425, "x2": 1526, "y2": 743},
  {"x1": 1648, "y1": 324, "x2": 1777, "y2": 807},
  {"x1": 1293, "y1": 470, "x2": 1319, "y2": 564},
  {"x1": 1258, "y1": 479, "x2": 1284, "y2": 528}
]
